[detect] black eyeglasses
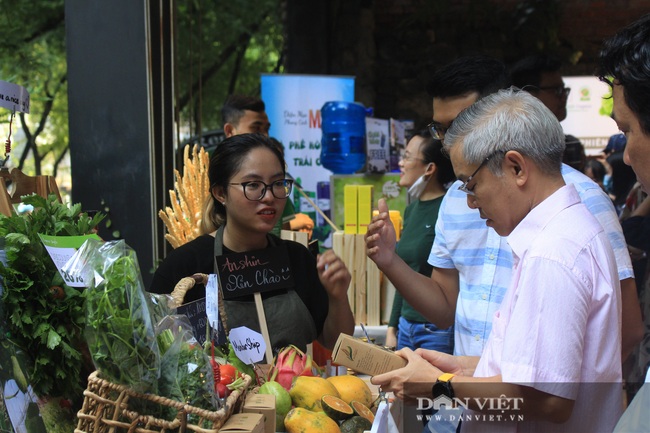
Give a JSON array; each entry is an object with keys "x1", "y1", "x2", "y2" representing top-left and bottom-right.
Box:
[
  {"x1": 229, "y1": 179, "x2": 293, "y2": 201},
  {"x1": 427, "y1": 121, "x2": 452, "y2": 141},
  {"x1": 458, "y1": 153, "x2": 500, "y2": 196},
  {"x1": 527, "y1": 85, "x2": 571, "y2": 98}
]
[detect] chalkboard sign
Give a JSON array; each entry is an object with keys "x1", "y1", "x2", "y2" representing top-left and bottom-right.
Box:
[
  {"x1": 176, "y1": 298, "x2": 226, "y2": 346},
  {"x1": 216, "y1": 244, "x2": 294, "y2": 300}
]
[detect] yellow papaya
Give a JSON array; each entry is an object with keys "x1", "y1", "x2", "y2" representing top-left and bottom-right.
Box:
[
  {"x1": 326, "y1": 375, "x2": 373, "y2": 408},
  {"x1": 284, "y1": 407, "x2": 341, "y2": 433},
  {"x1": 289, "y1": 376, "x2": 340, "y2": 412}
]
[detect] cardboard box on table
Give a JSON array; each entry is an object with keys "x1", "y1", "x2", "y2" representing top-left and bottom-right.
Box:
[
  {"x1": 242, "y1": 393, "x2": 275, "y2": 433},
  {"x1": 218, "y1": 412, "x2": 264, "y2": 433}
]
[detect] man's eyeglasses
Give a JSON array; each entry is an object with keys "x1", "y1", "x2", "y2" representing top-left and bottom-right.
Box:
[
  {"x1": 458, "y1": 154, "x2": 494, "y2": 196},
  {"x1": 229, "y1": 179, "x2": 293, "y2": 201},
  {"x1": 527, "y1": 85, "x2": 571, "y2": 98},
  {"x1": 427, "y1": 121, "x2": 452, "y2": 141}
]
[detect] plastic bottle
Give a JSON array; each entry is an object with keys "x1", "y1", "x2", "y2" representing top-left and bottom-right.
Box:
[{"x1": 320, "y1": 101, "x2": 367, "y2": 174}]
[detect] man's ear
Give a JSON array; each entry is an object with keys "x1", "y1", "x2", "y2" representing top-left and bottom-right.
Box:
[
  {"x1": 223, "y1": 123, "x2": 237, "y2": 138},
  {"x1": 504, "y1": 150, "x2": 528, "y2": 186}
]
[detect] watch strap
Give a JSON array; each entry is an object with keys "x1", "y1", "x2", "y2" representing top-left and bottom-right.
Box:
[{"x1": 438, "y1": 372, "x2": 455, "y2": 383}]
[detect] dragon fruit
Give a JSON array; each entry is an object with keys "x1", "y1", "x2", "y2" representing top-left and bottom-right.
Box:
[{"x1": 267, "y1": 345, "x2": 317, "y2": 390}]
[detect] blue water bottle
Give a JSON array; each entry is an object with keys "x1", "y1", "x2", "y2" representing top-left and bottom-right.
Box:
[{"x1": 320, "y1": 101, "x2": 366, "y2": 174}]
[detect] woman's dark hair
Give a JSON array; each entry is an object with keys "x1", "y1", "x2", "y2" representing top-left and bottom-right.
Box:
[
  {"x1": 585, "y1": 159, "x2": 606, "y2": 184},
  {"x1": 201, "y1": 133, "x2": 286, "y2": 233},
  {"x1": 410, "y1": 130, "x2": 456, "y2": 187},
  {"x1": 607, "y1": 150, "x2": 636, "y2": 209}
]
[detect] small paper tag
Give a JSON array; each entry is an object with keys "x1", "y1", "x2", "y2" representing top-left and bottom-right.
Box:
[
  {"x1": 0, "y1": 80, "x2": 30, "y2": 113},
  {"x1": 39, "y1": 234, "x2": 102, "y2": 287},
  {"x1": 228, "y1": 326, "x2": 267, "y2": 364},
  {"x1": 205, "y1": 274, "x2": 219, "y2": 332}
]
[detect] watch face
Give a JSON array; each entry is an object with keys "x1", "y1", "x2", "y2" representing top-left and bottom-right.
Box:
[{"x1": 432, "y1": 380, "x2": 454, "y2": 399}]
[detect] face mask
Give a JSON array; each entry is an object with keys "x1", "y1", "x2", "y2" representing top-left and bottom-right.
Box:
[{"x1": 407, "y1": 164, "x2": 433, "y2": 199}]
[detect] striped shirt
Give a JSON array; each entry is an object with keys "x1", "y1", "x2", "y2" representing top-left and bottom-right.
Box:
[{"x1": 429, "y1": 163, "x2": 633, "y2": 357}]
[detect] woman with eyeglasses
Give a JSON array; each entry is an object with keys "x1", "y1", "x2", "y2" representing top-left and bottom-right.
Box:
[
  {"x1": 149, "y1": 133, "x2": 354, "y2": 353},
  {"x1": 385, "y1": 130, "x2": 456, "y2": 353}
]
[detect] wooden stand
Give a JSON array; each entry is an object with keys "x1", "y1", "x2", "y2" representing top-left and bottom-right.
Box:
[{"x1": 332, "y1": 231, "x2": 382, "y2": 326}]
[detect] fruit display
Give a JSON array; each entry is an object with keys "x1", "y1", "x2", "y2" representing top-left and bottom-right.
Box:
[{"x1": 262, "y1": 345, "x2": 377, "y2": 431}]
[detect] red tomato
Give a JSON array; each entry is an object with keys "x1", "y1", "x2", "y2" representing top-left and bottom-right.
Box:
[
  {"x1": 219, "y1": 364, "x2": 237, "y2": 386},
  {"x1": 217, "y1": 382, "x2": 230, "y2": 398}
]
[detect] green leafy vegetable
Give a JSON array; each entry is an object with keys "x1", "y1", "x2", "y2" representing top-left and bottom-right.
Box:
[
  {"x1": 157, "y1": 324, "x2": 218, "y2": 413},
  {"x1": 83, "y1": 240, "x2": 161, "y2": 394},
  {"x1": 0, "y1": 194, "x2": 105, "y2": 400}
]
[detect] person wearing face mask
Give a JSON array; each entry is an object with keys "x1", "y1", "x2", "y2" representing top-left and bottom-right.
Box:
[{"x1": 384, "y1": 131, "x2": 456, "y2": 353}]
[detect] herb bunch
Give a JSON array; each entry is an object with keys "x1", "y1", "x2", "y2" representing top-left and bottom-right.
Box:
[
  {"x1": 83, "y1": 240, "x2": 161, "y2": 394},
  {"x1": 0, "y1": 194, "x2": 105, "y2": 400}
]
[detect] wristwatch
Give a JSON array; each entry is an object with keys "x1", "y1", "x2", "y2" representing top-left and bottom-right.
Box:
[{"x1": 432, "y1": 372, "x2": 455, "y2": 399}]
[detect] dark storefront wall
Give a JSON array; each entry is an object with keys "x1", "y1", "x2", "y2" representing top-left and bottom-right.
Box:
[{"x1": 65, "y1": 0, "x2": 175, "y2": 287}]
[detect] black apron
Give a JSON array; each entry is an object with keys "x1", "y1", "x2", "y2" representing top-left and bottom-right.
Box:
[{"x1": 213, "y1": 226, "x2": 317, "y2": 360}]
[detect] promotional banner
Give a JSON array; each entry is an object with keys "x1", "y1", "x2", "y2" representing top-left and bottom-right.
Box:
[
  {"x1": 261, "y1": 74, "x2": 355, "y2": 246},
  {"x1": 561, "y1": 76, "x2": 619, "y2": 154},
  {"x1": 261, "y1": 74, "x2": 355, "y2": 191}
]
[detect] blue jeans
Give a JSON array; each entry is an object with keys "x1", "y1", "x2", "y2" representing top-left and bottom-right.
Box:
[{"x1": 397, "y1": 316, "x2": 454, "y2": 354}]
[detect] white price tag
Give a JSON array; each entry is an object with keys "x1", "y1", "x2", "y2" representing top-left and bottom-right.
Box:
[
  {"x1": 0, "y1": 80, "x2": 30, "y2": 113},
  {"x1": 228, "y1": 326, "x2": 267, "y2": 364},
  {"x1": 39, "y1": 234, "x2": 101, "y2": 287},
  {"x1": 205, "y1": 274, "x2": 220, "y2": 332}
]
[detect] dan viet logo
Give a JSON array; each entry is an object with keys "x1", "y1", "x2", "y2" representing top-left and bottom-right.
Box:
[{"x1": 416, "y1": 395, "x2": 525, "y2": 423}]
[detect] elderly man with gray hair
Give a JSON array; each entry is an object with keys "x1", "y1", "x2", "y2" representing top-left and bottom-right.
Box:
[{"x1": 372, "y1": 88, "x2": 622, "y2": 433}]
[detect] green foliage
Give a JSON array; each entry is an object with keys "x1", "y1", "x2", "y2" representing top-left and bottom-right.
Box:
[
  {"x1": 0, "y1": 0, "x2": 68, "y2": 175},
  {"x1": 0, "y1": 194, "x2": 105, "y2": 400},
  {"x1": 0, "y1": 0, "x2": 285, "y2": 174},
  {"x1": 175, "y1": 0, "x2": 284, "y2": 135}
]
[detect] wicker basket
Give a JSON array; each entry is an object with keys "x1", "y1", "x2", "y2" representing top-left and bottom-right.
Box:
[
  {"x1": 76, "y1": 273, "x2": 250, "y2": 433},
  {"x1": 75, "y1": 370, "x2": 251, "y2": 433}
]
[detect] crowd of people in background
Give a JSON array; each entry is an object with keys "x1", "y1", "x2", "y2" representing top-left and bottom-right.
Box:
[
  {"x1": 148, "y1": 12, "x2": 650, "y2": 433},
  {"x1": 366, "y1": 13, "x2": 650, "y2": 433}
]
